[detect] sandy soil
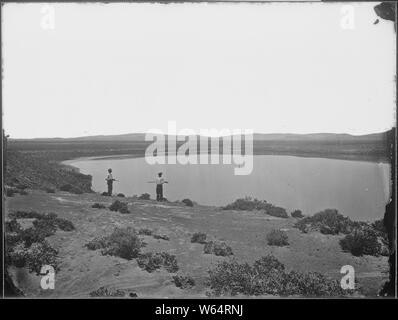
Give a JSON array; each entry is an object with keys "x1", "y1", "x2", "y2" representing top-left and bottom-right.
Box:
[{"x1": 5, "y1": 190, "x2": 389, "y2": 298}]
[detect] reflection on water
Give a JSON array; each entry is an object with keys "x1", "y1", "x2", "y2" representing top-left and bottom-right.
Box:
[{"x1": 68, "y1": 155, "x2": 390, "y2": 221}]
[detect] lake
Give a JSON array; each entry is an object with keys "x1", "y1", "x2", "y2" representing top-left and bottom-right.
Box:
[{"x1": 66, "y1": 155, "x2": 391, "y2": 221}]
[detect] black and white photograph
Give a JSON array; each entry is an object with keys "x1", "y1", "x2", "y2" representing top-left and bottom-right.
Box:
[{"x1": 1, "y1": 0, "x2": 396, "y2": 302}]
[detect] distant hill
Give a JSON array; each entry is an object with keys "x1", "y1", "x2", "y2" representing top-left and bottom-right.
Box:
[{"x1": 10, "y1": 131, "x2": 387, "y2": 142}]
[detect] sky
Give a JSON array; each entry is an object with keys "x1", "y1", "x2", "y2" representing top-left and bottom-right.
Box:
[{"x1": 2, "y1": 2, "x2": 396, "y2": 139}]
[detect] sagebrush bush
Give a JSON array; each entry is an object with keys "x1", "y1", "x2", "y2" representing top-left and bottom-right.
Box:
[
  {"x1": 266, "y1": 229, "x2": 289, "y2": 246},
  {"x1": 32, "y1": 219, "x2": 57, "y2": 237},
  {"x1": 291, "y1": 210, "x2": 304, "y2": 219},
  {"x1": 55, "y1": 218, "x2": 75, "y2": 231},
  {"x1": 5, "y1": 219, "x2": 22, "y2": 233},
  {"x1": 117, "y1": 193, "x2": 125, "y2": 197},
  {"x1": 137, "y1": 252, "x2": 179, "y2": 273},
  {"x1": 339, "y1": 227, "x2": 381, "y2": 256},
  {"x1": 204, "y1": 241, "x2": 233, "y2": 256},
  {"x1": 191, "y1": 232, "x2": 207, "y2": 244},
  {"x1": 173, "y1": 274, "x2": 195, "y2": 289},
  {"x1": 89, "y1": 286, "x2": 126, "y2": 297},
  {"x1": 45, "y1": 187, "x2": 56, "y2": 193},
  {"x1": 60, "y1": 184, "x2": 73, "y2": 192},
  {"x1": 86, "y1": 227, "x2": 144, "y2": 260},
  {"x1": 207, "y1": 254, "x2": 347, "y2": 297},
  {"x1": 92, "y1": 203, "x2": 106, "y2": 209},
  {"x1": 9, "y1": 210, "x2": 44, "y2": 219},
  {"x1": 138, "y1": 228, "x2": 153, "y2": 236},
  {"x1": 222, "y1": 197, "x2": 288, "y2": 218},
  {"x1": 294, "y1": 209, "x2": 358, "y2": 235},
  {"x1": 8, "y1": 241, "x2": 59, "y2": 275},
  {"x1": 109, "y1": 200, "x2": 130, "y2": 214},
  {"x1": 138, "y1": 193, "x2": 151, "y2": 200},
  {"x1": 182, "y1": 199, "x2": 194, "y2": 207}
]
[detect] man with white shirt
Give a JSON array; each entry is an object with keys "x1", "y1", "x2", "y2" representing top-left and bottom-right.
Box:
[
  {"x1": 155, "y1": 172, "x2": 168, "y2": 201},
  {"x1": 105, "y1": 168, "x2": 116, "y2": 196}
]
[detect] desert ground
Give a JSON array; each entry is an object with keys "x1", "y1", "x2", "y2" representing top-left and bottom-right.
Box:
[{"x1": 5, "y1": 190, "x2": 389, "y2": 298}]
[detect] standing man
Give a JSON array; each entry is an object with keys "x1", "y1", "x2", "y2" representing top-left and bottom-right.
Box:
[
  {"x1": 155, "y1": 172, "x2": 168, "y2": 201},
  {"x1": 105, "y1": 168, "x2": 116, "y2": 196}
]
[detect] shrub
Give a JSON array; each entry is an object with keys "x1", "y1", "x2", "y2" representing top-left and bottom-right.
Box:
[
  {"x1": 138, "y1": 228, "x2": 153, "y2": 236},
  {"x1": 266, "y1": 229, "x2": 289, "y2": 246},
  {"x1": 222, "y1": 197, "x2": 288, "y2": 218},
  {"x1": 19, "y1": 190, "x2": 29, "y2": 196},
  {"x1": 137, "y1": 252, "x2": 179, "y2": 273},
  {"x1": 89, "y1": 286, "x2": 127, "y2": 297},
  {"x1": 101, "y1": 192, "x2": 109, "y2": 196},
  {"x1": 45, "y1": 187, "x2": 56, "y2": 193},
  {"x1": 86, "y1": 227, "x2": 144, "y2": 260},
  {"x1": 69, "y1": 186, "x2": 83, "y2": 194},
  {"x1": 92, "y1": 203, "x2": 106, "y2": 209},
  {"x1": 85, "y1": 236, "x2": 109, "y2": 251},
  {"x1": 138, "y1": 193, "x2": 151, "y2": 200},
  {"x1": 339, "y1": 227, "x2": 381, "y2": 256},
  {"x1": 9, "y1": 210, "x2": 44, "y2": 219},
  {"x1": 5, "y1": 187, "x2": 19, "y2": 197},
  {"x1": 20, "y1": 227, "x2": 47, "y2": 247},
  {"x1": 173, "y1": 274, "x2": 195, "y2": 289},
  {"x1": 109, "y1": 200, "x2": 130, "y2": 214},
  {"x1": 191, "y1": 232, "x2": 207, "y2": 244},
  {"x1": 264, "y1": 206, "x2": 288, "y2": 218},
  {"x1": 55, "y1": 218, "x2": 75, "y2": 231},
  {"x1": 153, "y1": 234, "x2": 170, "y2": 241},
  {"x1": 8, "y1": 241, "x2": 59, "y2": 275},
  {"x1": 294, "y1": 209, "x2": 356, "y2": 235},
  {"x1": 32, "y1": 219, "x2": 57, "y2": 237},
  {"x1": 182, "y1": 199, "x2": 194, "y2": 207},
  {"x1": 89, "y1": 287, "x2": 125, "y2": 297},
  {"x1": 16, "y1": 184, "x2": 28, "y2": 190},
  {"x1": 60, "y1": 184, "x2": 73, "y2": 192},
  {"x1": 204, "y1": 241, "x2": 233, "y2": 256},
  {"x1": 117, "y1": 193, "x2": 125, "y2": 197},
  {"x1": 5, "y1": 219, "x2": 22, "y2": 233},
  {"x1": 207, "y1": 254, "x2": 347, "y2": 297},
  {"x1": 291, "y1": 210, "x2": 304, "y2": 219}
]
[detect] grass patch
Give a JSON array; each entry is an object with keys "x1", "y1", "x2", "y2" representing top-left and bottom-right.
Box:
[
  {"x1": 204, "y1": 241, "x2": 233, "y2": 256},
  {"x1": 173, "y1": 274, "x2": 195, "y2": 289},
  {"x1": 191, "y1": 232, "x2": 207, "y2": 244},
  {"x1": 266, "y1": 229, "x2": 289, "y2": 246},
  {"x1": 85, "y1": 227, "x2": 144, "y2": 260},
  {"x1": 207, "y1": 255, "x2": 348, "y2": 297},
  {"x1": 136, "y1": 252, "x2": 179, "y2": 273},
  {"x1": 109, "y1": 200, "x2": 130, "y2": 214}
]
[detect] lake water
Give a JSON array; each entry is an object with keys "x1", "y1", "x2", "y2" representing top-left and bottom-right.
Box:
[{"x1": 67, "y1": 155, "x2": 391, "y2": 221}]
